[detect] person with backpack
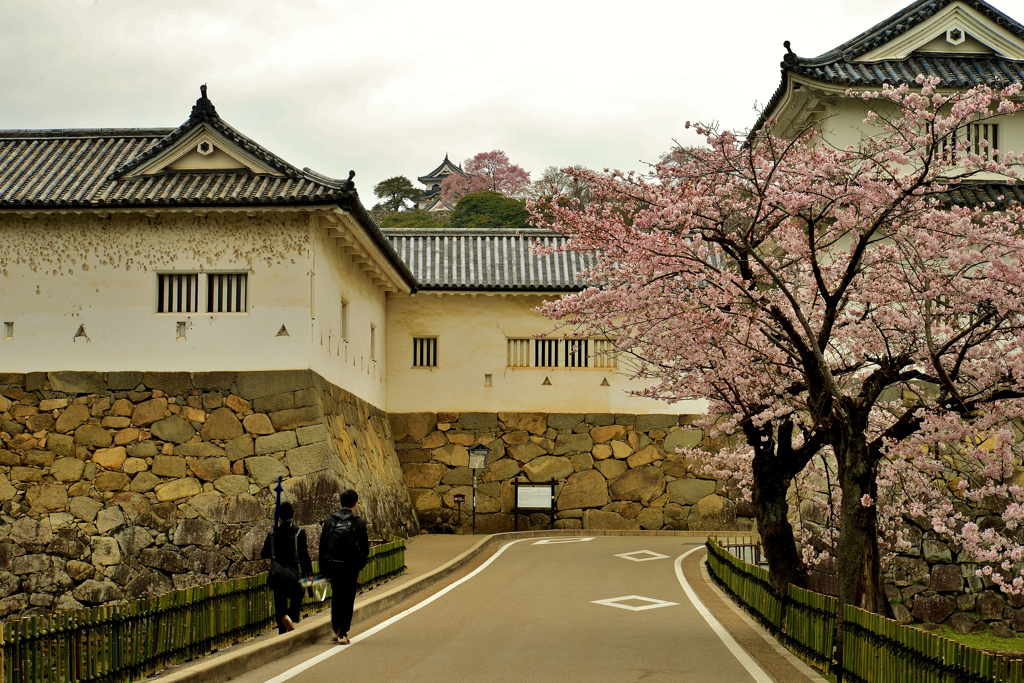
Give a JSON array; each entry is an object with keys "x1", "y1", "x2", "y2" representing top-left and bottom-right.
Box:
[
  {"x1": 319, "y1": 488, "x2": 369, "y2": 644},
  {"x1": 260, "y1": 501, "x2": 313, "y2": 634}
]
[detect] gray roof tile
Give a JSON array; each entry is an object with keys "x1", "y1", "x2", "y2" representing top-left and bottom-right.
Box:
[{"x1": 383, "y1": 228, "x2": 595, "y2": 291}]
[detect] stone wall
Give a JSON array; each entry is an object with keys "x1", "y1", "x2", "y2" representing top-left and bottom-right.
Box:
[
  {"x1": 390, "y1": 411, "x2": 754, "y2": 534},
  {"x1": 0, "y1": 370, "x2": 416, "y2": 620},
  {"x1": 883, "y1": 523, "x2": 1024, "y2": 636}
]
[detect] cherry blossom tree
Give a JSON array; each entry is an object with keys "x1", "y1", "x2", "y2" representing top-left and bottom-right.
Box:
[
  {"x1": 533, "y1": 77, "x2": 1024, "y2": 630},
  {"x1": 440, "y1": 150, "x2": 530, "y2": 202}
]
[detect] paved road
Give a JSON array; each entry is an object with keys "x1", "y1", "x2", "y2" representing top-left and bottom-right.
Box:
[{"x1": 235, "y1": 536, "x2": 770, "y2": 683}]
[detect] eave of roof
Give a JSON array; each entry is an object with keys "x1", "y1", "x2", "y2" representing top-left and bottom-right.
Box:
[
  {"x1": 752, "y1": 0, "x2": 1024, "y2": 135},
  {"x1": 939, "y1": 180, "x2": 1024, "y2": 207}
]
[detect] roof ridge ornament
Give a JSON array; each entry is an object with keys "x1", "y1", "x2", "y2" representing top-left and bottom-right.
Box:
[
  {"x1": 783, "y1": 40, "x2": 798, "y2": 65},
  {"x1": 189, "y1": 84, "x2": 218, "y2": 121}
]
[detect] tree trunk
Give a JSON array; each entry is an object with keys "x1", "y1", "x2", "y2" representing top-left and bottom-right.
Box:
[
  {"x1": 751, "y1": 449, "x2": 807, "y2": 596},
  {"x1": 833, "y1": 414, "x2": 890, "y2": 681}
]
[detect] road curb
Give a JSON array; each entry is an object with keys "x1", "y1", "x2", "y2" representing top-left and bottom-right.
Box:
[{"x1": 155, "y1": 530, "x2": 750, "y2": 683}]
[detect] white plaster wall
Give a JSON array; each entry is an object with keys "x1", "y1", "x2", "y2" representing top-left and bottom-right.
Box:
[
  {"x1": 0, "y1": 211, "x2": 312, "y2": 374},
  {"x1": 307, "y1": 219, "x2": 387, "y2": 408},
  {"x1": 818, "y1": 98, "x2": 1023, "y2": 180},
  {"x1": 385, "y1": 292, "x2": 705, "y2": 414}
]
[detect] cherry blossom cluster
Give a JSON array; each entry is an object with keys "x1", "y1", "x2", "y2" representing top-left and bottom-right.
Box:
[{"x1": 532, "y1": 76, "x2": 1024, "y2": 596}]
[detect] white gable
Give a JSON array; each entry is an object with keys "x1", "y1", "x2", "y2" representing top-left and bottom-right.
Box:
[
  {"x1": 121, "y1": 124, "x2": 280, "y2": 178},
  {"x1": 861, "y1": 1, "x2": 1024, "y2": 60}
]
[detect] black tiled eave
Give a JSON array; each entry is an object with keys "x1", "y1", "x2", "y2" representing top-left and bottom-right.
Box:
[
  {"x1": 793, "y1": 56, "x2": 1024, "y2": 88},
  {"x1": 942, "y1": 182, "x2": 1024, "y2": 208}
]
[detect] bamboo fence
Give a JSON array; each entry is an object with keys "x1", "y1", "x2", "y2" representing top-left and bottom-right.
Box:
[
  {"x1": 705, "y1": 539, "x2": 1024, "y2": 682},
  {"x1": 0, "y1": 537, "x2": 405, "y2": 683}
]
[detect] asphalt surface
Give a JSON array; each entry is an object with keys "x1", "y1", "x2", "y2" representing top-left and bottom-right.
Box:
[{"x1": 230, "y1": 536, "x2": 784, "y2": 683}]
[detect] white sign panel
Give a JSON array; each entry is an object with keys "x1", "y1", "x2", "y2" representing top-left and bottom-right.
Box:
[{"x1": 517, "y1": 486, "x2": 552, "y2": 509}]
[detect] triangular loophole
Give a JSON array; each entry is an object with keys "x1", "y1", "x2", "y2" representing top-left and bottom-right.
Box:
[
  {"x1": 276, "y1": 325, "x2": 290, "y2": 337},
  {"x1": 542, "y1": 376, "x2": 551, "y2": 386},
  {"x1": 73, "y1": 324, "x2": 88, "y2": 339},
  {"x1": 601, "y1": 377, "x2": 610, "y2": 386}
]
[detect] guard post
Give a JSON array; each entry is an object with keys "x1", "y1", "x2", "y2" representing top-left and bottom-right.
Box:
[{"x1": 513, "y1": 477, "x2": 556, "y2": 531}]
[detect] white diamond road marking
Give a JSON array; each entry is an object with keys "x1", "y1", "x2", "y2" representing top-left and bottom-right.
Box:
[
  {"x1": 591, "y1": 595, "x2": 679, "y2": 611},
  {"x1": 532, "y1": 537, "x2": 595, "y2": 545},
  {"x1": 615, "y1": 550, "x2": 670, "y2": 562}
]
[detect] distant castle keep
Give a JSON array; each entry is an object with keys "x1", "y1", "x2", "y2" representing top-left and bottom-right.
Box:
[{"x1": 414, "y1": 155, "x2": 462, "y2": 211}]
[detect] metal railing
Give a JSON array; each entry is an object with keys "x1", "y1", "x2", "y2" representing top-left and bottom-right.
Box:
[
  {"x1": 705, "y1": 539, "x2": 1024, "y2": 682},
  {"x1": 0, "y1": 537, "x2": 405, "y2": 683}
]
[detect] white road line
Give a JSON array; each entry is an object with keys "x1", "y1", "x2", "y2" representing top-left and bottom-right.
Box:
[
  {"x1": 262, "y1": 538, "x2": 532, "y2": 683},
  {"x1": 675, "y1": 546, "x2": 774, "y2": 683}
]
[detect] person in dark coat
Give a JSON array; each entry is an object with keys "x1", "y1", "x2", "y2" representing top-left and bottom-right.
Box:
[
  {"x1": 320, "y1": 489, "x2": 369, "y2": 644},
  {"x1": 261, "y1": 502, "x2": 313, "y2": 634}
]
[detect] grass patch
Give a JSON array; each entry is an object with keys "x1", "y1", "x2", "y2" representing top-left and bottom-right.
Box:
[{"x1": 923, "y1": 624, "x2": 1024, "y2": 654}]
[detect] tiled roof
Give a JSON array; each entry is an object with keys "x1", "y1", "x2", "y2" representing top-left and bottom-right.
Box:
[
  {"x1": 753, "y1": 0, "x2": 1024, "y2": 134},
  {"x1": 814, "y1": 0, "x2": 1024, "y2": 64},
  {"x1": 0, "y1": 87, "x2": 417, "y2": 291},
  {"x1": 788, "y1": 54, "x2": 1024, "y2": 88},
  {"x1": 383, "y1": 228, "x2": 595, "y2": 291},
  {"x1": 941, "y1": 181, "x2": 1024, "y2": 207},
  {"x1": 0, "y1": 130, "x2": 364, "y2": 208}
]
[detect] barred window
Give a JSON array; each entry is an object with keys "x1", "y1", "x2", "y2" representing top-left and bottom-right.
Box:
[
  {"x1": 507, "y1": 339, "x2": 531, "y2": 368},
  {"x1": 565, "y1": 339, "x2": 589, "y2": 368},
  {"x1": 413, "y1": 337, "x2": 437, "y2": 367},
  {"x1": 535, "y1": 339, "x2": 560, "y2": 368},
  {"x1": 942, "y1": 123, "x2": 999, "y2": 162},
  {"x1": 157, "y1": 273, "x2": 199, "y2": 313},
  {"x1": 968, "y1": 123, "x2": 999, "y2": 161},
  {"x1": 592, "y1": 339, "x2": 618, "y2": 368},
  {"x1": 207, "y1": 273, "x2": 248, "y2": 313}
]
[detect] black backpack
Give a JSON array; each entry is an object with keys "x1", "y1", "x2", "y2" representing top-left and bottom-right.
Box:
[{"x1": 323, "y1": 512, "x2": 357, "y2": 568}]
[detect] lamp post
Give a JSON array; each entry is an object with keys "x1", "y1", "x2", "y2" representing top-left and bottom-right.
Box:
[{"x1": 468, "y1": 445, "x2": 491, "y2": 534}]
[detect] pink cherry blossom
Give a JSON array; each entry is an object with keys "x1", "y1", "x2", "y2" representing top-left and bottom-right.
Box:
[{"x1": 533, "y1": 77, "x2": 1024, "y2": 611}]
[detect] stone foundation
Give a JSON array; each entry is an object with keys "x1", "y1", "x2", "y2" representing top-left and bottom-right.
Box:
[
  {"x1": 0, "y1": 370, "x2": 416, "y2": 620},
  {"x1": 390, "y1": 411, "x2": 754, "y2": 534},
  {"x1": 884, "y1": 526, "x2": 1024, "y2": 635}
]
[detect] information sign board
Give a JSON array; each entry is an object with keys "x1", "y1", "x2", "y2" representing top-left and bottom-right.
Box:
[{"x1": 517, "y1": 486, "x2": 552, "y2": 509}]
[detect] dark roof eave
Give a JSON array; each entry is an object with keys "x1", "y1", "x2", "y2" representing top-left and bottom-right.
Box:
[
  {"x1": 750, "y1": 68, "x2": 790, "y2": 137},
  {"x1": 339, "y1": 195, "x2": 419, "y2": 292},
  {"x1": 414, "y1": 284, "x2": 588, "y2": 293}
]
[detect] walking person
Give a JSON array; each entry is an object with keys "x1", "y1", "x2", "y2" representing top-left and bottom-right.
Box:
[
  {"x1": 261, "y1": 501, "x2": 313, "y2": 634},
  {"x1": 320, "y1": 489, "x2": 369, "y2": 644}
]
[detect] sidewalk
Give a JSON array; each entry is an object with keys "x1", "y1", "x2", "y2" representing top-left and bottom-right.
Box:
[
  {"x1": 150, "y1": 532, "x2": 497, "y2": 683},
  {"x1": 153, "y1": 531, "x2": 821, "y2": 683}
]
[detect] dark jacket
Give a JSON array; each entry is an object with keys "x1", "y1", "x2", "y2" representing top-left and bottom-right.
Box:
[
  {"x1": 319, "y1": 508, "x2": 370, "y2": 575},
  {"x1": 261, "y1": 520, "x2": 313, "y2": 578}
]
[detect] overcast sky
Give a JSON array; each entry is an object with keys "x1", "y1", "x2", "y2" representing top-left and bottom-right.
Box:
[{"x1": 3, "y1": 0, "x2": 1017, "y2": 202}]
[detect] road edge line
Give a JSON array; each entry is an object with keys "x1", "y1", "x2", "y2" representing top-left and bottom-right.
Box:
[
  {"x1": 698, "y1": 559, "x2": 829, "y2": 683},
  {"x1": 675, "y1": 547, "x2": 774, "y2": 683}
]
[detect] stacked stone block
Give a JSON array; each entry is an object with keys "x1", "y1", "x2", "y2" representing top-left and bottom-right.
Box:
[
  {"x1": 884, "y1": 525, "x2": 1024, "y2": 636},
  {"x1": 0, "y1": 370, "x2": 415, "y2": 620},
  {"x1": 390, "y1": 411, "x2": 755, "y2": 534}
]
